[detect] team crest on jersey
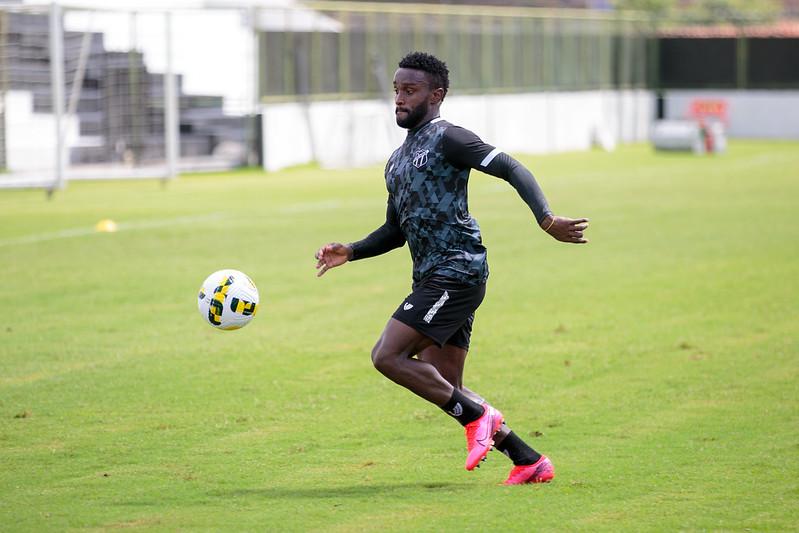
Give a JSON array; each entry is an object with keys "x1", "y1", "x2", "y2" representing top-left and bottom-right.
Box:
[{"x1": 412, "y1": 149, "x2": 429, "y2": 169}]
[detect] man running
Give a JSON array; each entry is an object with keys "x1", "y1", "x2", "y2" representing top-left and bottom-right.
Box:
[{"x1": 315, "y1": 51, "x2": 588, "y2": 484}]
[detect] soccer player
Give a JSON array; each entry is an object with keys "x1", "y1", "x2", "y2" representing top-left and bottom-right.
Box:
[{"x1": 315, "y1": 51, "x2": 588, "y2": 484}]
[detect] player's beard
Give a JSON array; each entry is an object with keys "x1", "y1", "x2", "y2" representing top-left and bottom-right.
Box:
[{"x1": 396, "y1": 99, "x2": 429, "y2": 129}]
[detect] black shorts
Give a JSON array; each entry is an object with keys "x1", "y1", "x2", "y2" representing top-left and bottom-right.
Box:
[{"x1": 391, "y1": 275, "x2": 486, "y2": 350}]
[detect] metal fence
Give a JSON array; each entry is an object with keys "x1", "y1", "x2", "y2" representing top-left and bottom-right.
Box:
[
  {"x1": 259, "y1": 2, "x2": 651, "y2": 102},
  {"x1": 657, "y1": 35, "x2": 799, "y2": 90},
  {"x1": 0, "y1": 2, "x2": 652, "y2": 191}
]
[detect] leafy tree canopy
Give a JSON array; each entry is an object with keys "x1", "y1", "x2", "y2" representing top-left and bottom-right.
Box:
[{"x1": 611, "y1": 0, "x2": 782, "y2": 24}]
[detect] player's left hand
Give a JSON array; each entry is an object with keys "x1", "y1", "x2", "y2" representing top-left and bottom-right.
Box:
[{"x1": 541, "y1": 215, "x2": 589, "y2": 244}]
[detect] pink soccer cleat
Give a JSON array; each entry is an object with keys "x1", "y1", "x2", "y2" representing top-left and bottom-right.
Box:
[
  {"x1": 503, "y1": 455, "x2": 555, "y2": 485},
  {"x1": 464, "y1": 405, "x2": 503, "y2": 471}
]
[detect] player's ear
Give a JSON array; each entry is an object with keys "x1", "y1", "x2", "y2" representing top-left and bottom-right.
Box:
[{"x1": 430, "y1": 87, "x2": 444, "y2": 105}]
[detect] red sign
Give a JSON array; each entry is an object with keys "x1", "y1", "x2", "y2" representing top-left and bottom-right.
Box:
[{"x1": 688, "y1": 99, "x2": 730, "y2": 125}]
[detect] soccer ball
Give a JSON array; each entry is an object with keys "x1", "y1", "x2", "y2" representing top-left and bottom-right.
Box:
[{"x1": 197, "y1": 269, "x2": 259, "y2": 330}]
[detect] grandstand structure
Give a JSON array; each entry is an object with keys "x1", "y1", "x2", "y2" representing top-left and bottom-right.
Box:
[{"x1": 0, "y1": 2, "x2": 249, "y2": 189}]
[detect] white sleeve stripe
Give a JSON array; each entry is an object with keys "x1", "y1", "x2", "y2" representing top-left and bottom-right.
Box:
[{"x1": 480, "y1": 147, "x2": 503, "y2": 168}]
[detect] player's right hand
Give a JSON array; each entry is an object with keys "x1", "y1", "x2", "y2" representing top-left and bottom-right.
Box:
[{"x1": 315, "y1": 243, "x2": 351, "y2": 277}]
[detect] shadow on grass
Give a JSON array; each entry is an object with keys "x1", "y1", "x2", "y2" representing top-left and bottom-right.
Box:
[{"x1": 209, "y1": 481, "x2": 476, "y2": 501}]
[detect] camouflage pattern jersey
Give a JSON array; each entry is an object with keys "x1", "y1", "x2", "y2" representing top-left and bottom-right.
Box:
[{"x1": 349, "y1": 117, "x2": 552, "y2": 286}]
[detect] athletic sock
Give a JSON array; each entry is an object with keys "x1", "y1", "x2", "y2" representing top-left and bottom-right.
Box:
[
  {"x1": 441, "y1": 388, "x2": 484, "y2": 426},
  {"x1": 494, "y1": 430, "x2": 542, "y2": 466}
]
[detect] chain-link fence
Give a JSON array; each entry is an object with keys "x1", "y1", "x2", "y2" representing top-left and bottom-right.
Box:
[{"x1": 260, "y1": 2, "x2": 650, "y2": 101}]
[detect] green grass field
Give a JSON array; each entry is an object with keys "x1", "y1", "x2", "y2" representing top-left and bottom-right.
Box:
[{"x1": 1, "y1": 141, "x2": 797, "y2": 532}]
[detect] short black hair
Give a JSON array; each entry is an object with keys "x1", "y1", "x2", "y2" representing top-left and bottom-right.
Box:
[{"x1": 398, "y1": 51, "x2": 449, "y2": 99}]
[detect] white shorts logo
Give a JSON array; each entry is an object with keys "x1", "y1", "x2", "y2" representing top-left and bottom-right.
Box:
[
  {"x1": 423, "y1": 290, "x2": 449, "y2": 324},
  {"x1": 403, "y1": 302, "x2": 414, "y2": 311}
]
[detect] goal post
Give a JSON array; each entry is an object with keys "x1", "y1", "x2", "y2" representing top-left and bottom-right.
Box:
[{"x1": 49, "y1": 2, "x2": 65, "y2": 191}]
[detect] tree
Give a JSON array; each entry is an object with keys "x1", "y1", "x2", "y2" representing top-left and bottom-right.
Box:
[{"x1": 611, "y1": 0, "x2": 782, "y2": 24}]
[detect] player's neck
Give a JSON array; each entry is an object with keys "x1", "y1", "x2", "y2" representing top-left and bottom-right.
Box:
[{"x1": 408, "y1": 115, "x2": 440, "y2": 134}]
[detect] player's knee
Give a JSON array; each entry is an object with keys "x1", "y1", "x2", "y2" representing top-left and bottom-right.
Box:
[
  {"x1": 371, "y1": 343, "x2": 396, "y2": 376},
  {"x1": 371, "y1": 343, "x2": 388, "y2": 373}
]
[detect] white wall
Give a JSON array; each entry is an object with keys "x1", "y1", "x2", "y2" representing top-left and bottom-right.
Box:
[
  {"x1": 663, "y1": 90, "x2": 799, "y2": 139},
  {"x1": 260, "y1": 89, "x2": 655, "y2": 172},
  {"x1": 260, "y1": 99, "x2": 401, "y2": 172},
  {"x1": 5, "y1": 91, "x2": 78, "y2": 173}
]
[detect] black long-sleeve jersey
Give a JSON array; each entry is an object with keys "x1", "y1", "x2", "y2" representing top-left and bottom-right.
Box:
[{"x1": 350, "y1": 117, "x2": 552, "y2": 286}]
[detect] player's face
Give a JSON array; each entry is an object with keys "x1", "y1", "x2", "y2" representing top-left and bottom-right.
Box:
[{"x1": 393, "y1": 68, "x2": 434, "y2": 129}]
